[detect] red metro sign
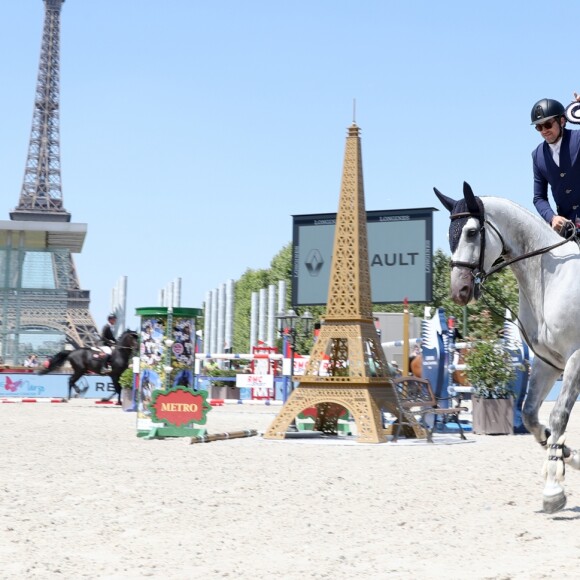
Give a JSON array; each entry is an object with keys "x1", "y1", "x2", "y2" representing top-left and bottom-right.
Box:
[{"x1": 149, "y1": 387, "x2": 211, "y2": 428}]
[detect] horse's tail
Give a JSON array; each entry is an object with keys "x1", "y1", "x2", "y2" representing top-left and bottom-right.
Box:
[{"x1": 37, "y1": 351, "x2": 70, "y2": 375}]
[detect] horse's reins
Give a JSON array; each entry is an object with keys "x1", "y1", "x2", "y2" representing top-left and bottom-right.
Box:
[{"x1": 449, "y1": 210, "x2": 578, "y2": 371}]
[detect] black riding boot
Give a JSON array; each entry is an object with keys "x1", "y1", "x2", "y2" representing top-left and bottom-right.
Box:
[{"x1": 103, "y1": 355, "x2": 112, "y2": 374}]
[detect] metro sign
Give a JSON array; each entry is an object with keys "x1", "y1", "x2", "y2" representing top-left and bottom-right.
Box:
[{"x1": 149, "y1": 387, "x2": 211, "y2": 428}]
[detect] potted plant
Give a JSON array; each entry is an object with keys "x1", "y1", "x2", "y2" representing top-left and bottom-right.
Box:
[
  {"x1": 119, "y1": 367, "x2": 135, "y2": 409},
  {"x1": 204, "y1": 365, "x2": 238, "y2": 399},
  {"x1": 464, "y1": 310, "x2": 516, "y2": 435}
]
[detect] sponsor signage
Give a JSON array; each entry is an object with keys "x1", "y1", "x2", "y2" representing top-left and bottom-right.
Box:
[
  {"x1": 281, "y1": 356, "x2": 330, "y2": 376},
  {"x1": 0, "y1": 373, "x2": 118, "y2": 399},
  {"x1": 150, "y1": 387, "x2": 211, "y2": 428},
  {"x1": 292, "y1": 208, "x2": 435, "y2": 305},
  {"x1": 236, "y1": 374, "x2": 274, "y2": 399}
]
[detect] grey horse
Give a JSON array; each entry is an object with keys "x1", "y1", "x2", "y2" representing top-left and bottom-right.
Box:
[{"x1": 435, "y1": 181, "x2": 580, "y2": 513}]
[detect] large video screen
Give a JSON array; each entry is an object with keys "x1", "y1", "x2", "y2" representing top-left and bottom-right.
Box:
[{"x1": 292, "y1": 208, "x2": 435, "y2": 305}]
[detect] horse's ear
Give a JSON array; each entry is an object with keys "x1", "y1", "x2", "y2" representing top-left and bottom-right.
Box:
[
  {"x1": 463, "y1": 181, "x2": 479, "y2": 214},
  {"x1": 433, "y1": 187, "x2": 456, "y2": 212}
]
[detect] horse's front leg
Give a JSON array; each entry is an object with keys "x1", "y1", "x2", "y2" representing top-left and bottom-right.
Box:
[
  {"x1": 111, "y1": 374, "x2": 122, "y2": 405},
  {"x1": 68, "y1": 373, "x2": 82, "y2": 400},
  {"x1": 542, "y1": 353, "x2": 580, "y2": 513},
  {"x1": 522, "y1": 359, "x2": 561, "y2": 446}
]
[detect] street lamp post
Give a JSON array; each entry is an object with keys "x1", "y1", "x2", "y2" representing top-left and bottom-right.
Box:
[{"x1": 276, "y1": 309, "x2": 313, "y2": 402}]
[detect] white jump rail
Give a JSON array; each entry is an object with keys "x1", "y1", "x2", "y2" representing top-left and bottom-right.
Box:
[
  {"x1": 381, "y1": 338, "x2": 422, "y2": 348},
  {"x1": 195, "y1": 353, "x2": 284, "y2": 360}
]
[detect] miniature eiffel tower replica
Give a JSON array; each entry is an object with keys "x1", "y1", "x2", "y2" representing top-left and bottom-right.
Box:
[
  {"x1": 0, "y1": 0, "x2": 99, "y2": 364},
  {"x1": 264, "y1": 123, "x2": 424, "y2": 443}
]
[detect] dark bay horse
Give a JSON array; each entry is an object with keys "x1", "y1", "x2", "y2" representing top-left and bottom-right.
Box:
[{"x1": 38, "y1": 330, "x2": 139, "y2": 404}]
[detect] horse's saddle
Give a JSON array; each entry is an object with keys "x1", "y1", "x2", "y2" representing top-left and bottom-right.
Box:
[{"x1": 89, "y1": 347, "x2": 107, "y2": 361}]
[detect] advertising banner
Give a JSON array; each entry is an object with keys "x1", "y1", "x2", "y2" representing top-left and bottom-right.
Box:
[
  {"x1": 0, "y1": 373, "x2": 118, "y2": 399},
  {"x1": 421, "y1": 308, "x2": 449, "y2": 402},
  {"x1": 236, "y1": 374, "x2": 274, "y2": 399},
  {"x1": 281, "y1": 356, "x2": 330, "y2": 376},
  {"x1": 503, "y1": 317, "x2": 530, "y2": 433},
  {"x1": 292, "y1": 208, "x2": 435, "y2": 305},
  {"x1": 135, "y1": 306, "x2": 204, "y2": 438}
]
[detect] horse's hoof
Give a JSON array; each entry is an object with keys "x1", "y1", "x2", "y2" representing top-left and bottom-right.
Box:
[{"x1": 543, "y1": 492, "x2": 567, "y2": 514}]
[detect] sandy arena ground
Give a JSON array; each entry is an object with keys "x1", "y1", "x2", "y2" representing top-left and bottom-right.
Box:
[{"x1": 3, "y1": 399, "x2": 580, "y2": 579}]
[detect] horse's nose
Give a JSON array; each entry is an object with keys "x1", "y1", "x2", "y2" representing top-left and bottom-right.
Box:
[
  {"x1": 450, "y1": 268, "x2": 473, "y2": 306},
  {"x1": 451, "y1": 285, "x2": 472, "y2": 306}
]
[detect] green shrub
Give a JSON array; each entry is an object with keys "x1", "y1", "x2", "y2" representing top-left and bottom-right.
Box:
[
  {"x1": 464, "y1": 310, "x2": 515, "y2": 399},
  {"x1": 119, "y1": 368, "x2": 134, "y2": 390}
]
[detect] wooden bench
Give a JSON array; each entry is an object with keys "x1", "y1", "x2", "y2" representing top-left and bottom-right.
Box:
[{"x1": 392, "y1": 376, "x2": 468, "y2": 442}]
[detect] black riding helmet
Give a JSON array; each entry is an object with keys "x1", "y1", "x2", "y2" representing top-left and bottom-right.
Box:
[{"x1": 530, "y1": 98, "x2": 565, "y2": 124}]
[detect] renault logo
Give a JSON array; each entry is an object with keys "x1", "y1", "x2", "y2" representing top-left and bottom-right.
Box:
[{"x1": 305, "y1": 249, "x2": 324, "y2": 276}]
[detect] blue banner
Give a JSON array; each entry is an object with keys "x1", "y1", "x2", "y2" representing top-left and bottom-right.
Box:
[
  {"x1": 421, "y1": 308, "x2": 449, "y2": 403},
  {"x1": 0, "y1": 373, "x2": 118, "y2": 399},
  {"x1": 502, "y1": 317, "x2": 530, "y2": 433}
]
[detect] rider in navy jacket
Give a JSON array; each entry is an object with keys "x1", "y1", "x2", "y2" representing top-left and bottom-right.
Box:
[
  {"x1": 532, "y1": 97, "x2": 580, "y2": 233},
  {"x1": 99, "y1": 313, "x2": 117, "y2": 373}
]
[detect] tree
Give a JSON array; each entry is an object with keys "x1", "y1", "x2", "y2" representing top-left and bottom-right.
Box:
[
  {"x1": 269, "y1": 243, "x2": 292, "y2": 283},
  {"x1": 232, "y1": 268, "x2": 270, "y2": 352}
]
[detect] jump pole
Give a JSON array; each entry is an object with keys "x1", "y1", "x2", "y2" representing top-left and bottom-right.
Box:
[
  {"x1": 189, "y1": 429, "x2": 259, "y2": 444},
  {"x1": 402, "y1": 297, "x2": 410, "y2": 375}
]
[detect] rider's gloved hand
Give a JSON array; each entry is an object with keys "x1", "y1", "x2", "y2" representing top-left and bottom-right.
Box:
[{"x1": 559, "y1": 220, "x2": 576, "y2": 239}]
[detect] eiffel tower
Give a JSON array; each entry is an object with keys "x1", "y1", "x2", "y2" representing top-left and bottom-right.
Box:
[
  {"x1": 0, "y1": 0, "x2": 99, "y2": 364},
  {"x1": 264, "y1": 123, "x2": 423, "y2": 443}
]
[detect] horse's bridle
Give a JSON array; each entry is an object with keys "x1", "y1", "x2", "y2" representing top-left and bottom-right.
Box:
[{"x1": 448, "y1": 209, "x2": 496, "y2": 297}]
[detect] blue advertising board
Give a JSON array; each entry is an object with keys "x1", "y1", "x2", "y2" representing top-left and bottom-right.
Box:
[
  {"x1": 421, "y1": 308, "x2": 449, "y2": 402},
  {"x1": 502, "y1": 317, "x2": 530, "y2": 433},
  {"x1": 0, "y1": 373, "x2": 118, "y2": 399}
]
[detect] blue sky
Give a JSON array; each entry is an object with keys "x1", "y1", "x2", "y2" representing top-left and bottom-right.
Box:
[{"x1": 1, "y1": 0, "x2": 578, "y2": 331}]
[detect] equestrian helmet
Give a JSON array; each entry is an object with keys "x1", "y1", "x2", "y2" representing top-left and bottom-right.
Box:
[{"x1": 530, "y1": 98, "x2": 565, "y2": 125}]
